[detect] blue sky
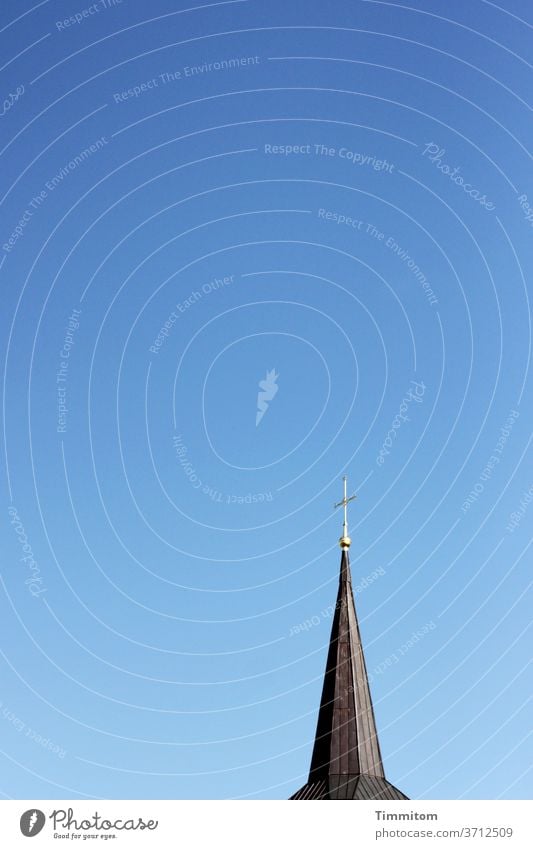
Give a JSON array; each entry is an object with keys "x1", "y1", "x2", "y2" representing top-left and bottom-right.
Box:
[{"x1": 1, "y1": 0, "x2": 532, "y2": 800}]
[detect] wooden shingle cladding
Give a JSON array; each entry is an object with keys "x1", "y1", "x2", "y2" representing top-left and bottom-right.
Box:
[{"x1": 290, "y1": 549, "x2": 407, "y2": 800}]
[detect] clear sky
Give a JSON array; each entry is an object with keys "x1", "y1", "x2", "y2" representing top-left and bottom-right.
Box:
[{"x1": 1, "y1": 0, "x2": 532, "y2": 800}]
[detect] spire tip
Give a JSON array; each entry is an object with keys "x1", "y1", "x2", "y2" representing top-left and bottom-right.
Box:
[{"x1": 334, "y1": 476, "x2": 357, "y2": 548}]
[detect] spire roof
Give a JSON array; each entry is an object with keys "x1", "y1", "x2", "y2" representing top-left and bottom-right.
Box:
[{"x1": 290, "y1": 480, "x2": 408, "y2": 800}]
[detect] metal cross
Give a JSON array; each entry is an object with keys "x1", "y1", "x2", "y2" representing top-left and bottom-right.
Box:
[{"x1": 334, "y1": 475, "x2": 357, "y2": 538}]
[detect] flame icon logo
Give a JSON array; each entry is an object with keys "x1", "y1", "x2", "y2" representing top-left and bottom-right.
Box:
[
  {"x1": 20, "y1": 809, "x2": 46, "y2": 837},
  {"x1": 256, "y1": 368, "x2": 279, "y2": 426}
]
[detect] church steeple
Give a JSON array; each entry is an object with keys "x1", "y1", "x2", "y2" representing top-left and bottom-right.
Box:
[{"x1": 290, "y1": 478, "x2": 408, "y2": 800}]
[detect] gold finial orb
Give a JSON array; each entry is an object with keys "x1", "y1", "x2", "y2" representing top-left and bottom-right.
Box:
[{"x1": 339, "y1": 535, "x2": 351, "y2": 549}]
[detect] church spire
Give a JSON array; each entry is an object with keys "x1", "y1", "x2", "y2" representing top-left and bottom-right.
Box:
[{"x1": 290, "y1": 478, "x2": 408, "y2": 800}]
